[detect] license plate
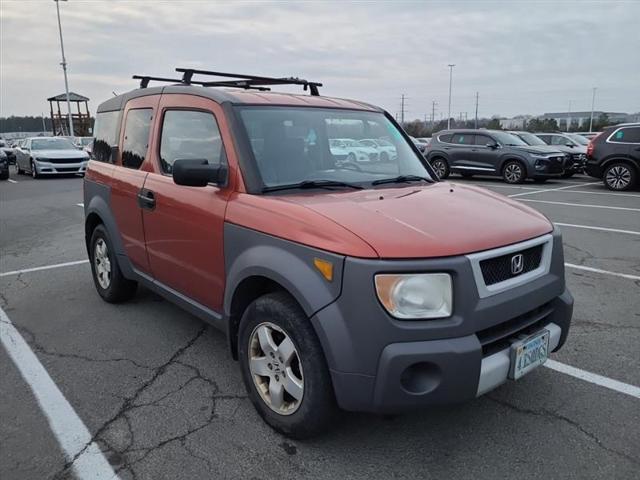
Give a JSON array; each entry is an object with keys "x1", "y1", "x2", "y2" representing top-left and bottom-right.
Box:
[{"x1": 509, "y1": 329, "x2": 550, "y2": 380}]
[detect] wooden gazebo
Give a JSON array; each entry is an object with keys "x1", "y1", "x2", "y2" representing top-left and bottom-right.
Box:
[{"x1": 47, "y1": 92, "x2": 91, "y2": 137}]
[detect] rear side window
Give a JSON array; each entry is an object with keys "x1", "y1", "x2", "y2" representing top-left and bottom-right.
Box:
[
  {"x1": 451, "y1": 133, "x2": 474, "y2": 145},
  {"x1": 159, "y1": 110, "x2": 225, "y2": 174},
  {"x1": 122, "y1": 109, "x2": 152, "y2": 169},
  {"x1": 438, "y1": 134, "x2": 453, "y2": 143},
  {"x1": 93, "y1": 110, "x2": 120, "y2": 163},
  {"x1": 610, "y1": 127, "x2": 640, "y2": 144}
]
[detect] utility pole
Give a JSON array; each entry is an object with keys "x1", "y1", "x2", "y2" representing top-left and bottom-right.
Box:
[
  {"x1": 400, "y1": 94, "x2": 405, "y2": 125},
  {"x1": 567, "y1": 100, "x2": 572, "y2": 132},
  {"x1": 589, "y1": 87, "x2": 597, "y2": 132},
  {"x1": 447, "y1": 64, "x2": 455, "y2": 129},
  {"x1": 474, "y1": 91, "x2": 479, "y2": 129},
  {"x1": 431, "y1": 100, "x2": 437, "y2": 125},
  {"x1": 54, "y1": 0, "x2": 74, "y2": 137}
]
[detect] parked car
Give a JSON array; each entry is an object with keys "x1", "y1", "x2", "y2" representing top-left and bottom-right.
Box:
[
  {"x1": 0, "y1": 149, "x2": 9, "y2": 180},
  {"x1": 84, "y1": 72, "x2": 572, "y2": 438},
  {"x1": 576, "y1": 132, "x2": 599, "y2": 139},
  {"x1": 358, "y1": 138, "x2": 397, "y2": 162},
  {"x1": 427, "y1": 129, "x2": 566, "y2": 183},
  {"x1": 74, "y1": 136, "x2": 95, "y2": 151},
  {"x1": 409, "y1": 136, "x2": 428, "y2": 154},
  {"x1": 0, "y1": 139, "x2": 17, "y2": 166},
  {"x1": 585, "y1": 123, "x2": 640, "y2": 190},
  {"x1": 329, "y1": 138, "x2": 379, "y2": 162},
  {"x1": 508, "y1": 131, "x2": 582, "y2": 178},
  {"x1": 535, "y1": 133, "x2": 588, "y2": 174},
  {"x1": 15, "y1": 137, "x2": 90, "y2": 178},
  {"x1": 417, "y1": 137, "x2": 432, "y2": 145}
]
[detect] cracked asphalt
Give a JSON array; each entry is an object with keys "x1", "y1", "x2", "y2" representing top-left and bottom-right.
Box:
[{"x1": 1, "y1": 173, "x2": 639, "y2": 480}]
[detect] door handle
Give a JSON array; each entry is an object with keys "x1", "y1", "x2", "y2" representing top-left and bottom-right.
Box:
[{"x1": 137, "y1": 188, "x2": 156, "y2": 210}]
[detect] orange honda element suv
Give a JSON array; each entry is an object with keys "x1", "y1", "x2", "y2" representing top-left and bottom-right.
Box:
[{"x1": 84, "y1": 69, "x2": 573, "y2": 438}]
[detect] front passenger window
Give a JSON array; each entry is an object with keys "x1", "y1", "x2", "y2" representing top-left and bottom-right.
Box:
[{"x1": 159, "y1": 110, "x2": 225, "y2": 174}]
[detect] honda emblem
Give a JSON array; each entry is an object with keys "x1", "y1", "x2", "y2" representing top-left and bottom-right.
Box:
[{"x1": 511, "y1": 254, "x2": 524, "y2": 275}]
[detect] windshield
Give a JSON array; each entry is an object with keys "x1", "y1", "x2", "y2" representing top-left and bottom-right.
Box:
[
  {"x1": 567, "y1": 133, "x2": 589, "y2": 145},
  {"x1": 78, "y1": 137, "x2": 94, "y2": 146},
  {"x1": 31, "y1": 138, "x2": 75, "y2": 150},
  {"x1": 237, "y1": 107, "x2": 433, "y2": 189},
  {"x1": 516, "y1": 132, "x2": 547, "y2": 146},
  {"x1": 492, "y1": 131, "x2": 528, "y2": 146}
]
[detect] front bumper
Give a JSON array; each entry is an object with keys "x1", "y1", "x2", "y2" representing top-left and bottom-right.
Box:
[
  {"x1": 311, "y1": 230, "x2": 573, "y2": 413},
  {"x1": 34, "y1": 160, "x2": 88, "y2": 175}
]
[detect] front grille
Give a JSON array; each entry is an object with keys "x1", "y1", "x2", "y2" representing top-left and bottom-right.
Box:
[
  {"x1": 480, "y1": 245, "x2": 543, "y2": 286},
  {"x1": 40, "y1": 158, "x2": 84, "y2": 164},
  {"x1": 477, "y1": 302, "x2": 553, "y2": 356},
  {"x1": 56, "y1": 167, "x2": 81, "y2": 172}
]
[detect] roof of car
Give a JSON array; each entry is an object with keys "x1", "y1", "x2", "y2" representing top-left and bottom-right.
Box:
[{"x1": 97, "y1": 85, "x2": 381, "y2": 113}]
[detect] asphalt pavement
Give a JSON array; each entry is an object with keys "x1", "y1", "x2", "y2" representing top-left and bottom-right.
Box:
[{"x1": 1, "y1": 171, "x2": 638, "y2": 480}]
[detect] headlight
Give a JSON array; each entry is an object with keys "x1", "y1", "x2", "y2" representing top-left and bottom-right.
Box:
[
  {"x1": 529, "y1": 154, "x2": 549, "y2": 159},
  {"x1": 375, "y1": 273, "x2": 452, "y2": 319}
]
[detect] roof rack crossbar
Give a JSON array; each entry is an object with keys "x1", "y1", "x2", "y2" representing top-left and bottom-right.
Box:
[{"x1": 132, "y1": 75, "x2": 274, "y2": 91}]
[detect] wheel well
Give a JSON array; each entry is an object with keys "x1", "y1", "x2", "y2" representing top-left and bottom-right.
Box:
[
  {"x1": 84, "y1": 212, "x2": 103, "y2": 251},
  {"x1": 228, "y1": 276, "x2": 289, "y2": 360},
  {"x1": 501, "y1": 158, "x2": 525, "y2": 173}
]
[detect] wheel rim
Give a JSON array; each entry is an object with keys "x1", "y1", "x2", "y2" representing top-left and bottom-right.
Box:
[
  {"x1": 432, "y1": 160, "x2": 446, "y2": 178},
  {"x1": 31, "y1": 162, "x2": 36, "y2": 178},
  {"x1": 606, "y1": 166, "x2": 631, "y2": 190},
  {"x1": 505, "y1": 163, "x2": 522, "y2": 182},
  {"x1": 248, "y1": 322, "x2": 304, "y2": 416},
  {"x1": 94, "y1": 238, "x2": 111, "y2": 289}
]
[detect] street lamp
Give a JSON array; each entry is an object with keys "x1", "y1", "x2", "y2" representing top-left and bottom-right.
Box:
[
  {"x1": 447, "y1": 64, "x2": 455, "y2": 130},
  {"x1": 589, "y1": 87, "x2": 597, "y2": 133},
  {"x1": 54, "y1": 0, "x2": 74, "y2": 137}
]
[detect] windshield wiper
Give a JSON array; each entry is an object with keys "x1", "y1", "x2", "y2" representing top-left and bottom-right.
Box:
[
  {"x1": 372, "y1": 175, "x2": 432, "y2": 186},
  {"x1": 262, "y1": 180, "x2": 364, "y2": 193}
]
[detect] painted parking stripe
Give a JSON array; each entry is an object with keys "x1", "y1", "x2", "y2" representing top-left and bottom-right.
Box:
[
  {"x1": 8, "y1": 179, "x2": 18, "y2": 184},
  {"x1": 0, "y1": 260, "x2": 89, "y2": 278},
  {"x1": 565, "y1": 263, "x2": 640, "y2": 281},
  {"x1": 508, "y1": 182, "x2": 600, "y2": 198},
  {"x1": 479, "y1": 183, "x2": 640, "y2": 198},
  {"x1": 0, "y1": 307, "x2": 120, "y2": 479},
  {"x1": 544, "y1": 360, "x2": 640, "y2": 399},
  {"x1": 555, "y1": 222, "x2": 640, "y2": 236},
  {"x1": 519, "y1": 199, "x2": 640, "y2": 212}
]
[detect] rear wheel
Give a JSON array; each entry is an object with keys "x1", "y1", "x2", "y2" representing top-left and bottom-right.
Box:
[
  {"x1": 238, "y1": 292, "x2": 337, "y2": 438},
  {"x1": 502, "y1": 160, "x2": 526, "y2": 184},
  {"x1": 430, "y1": 158, "x2": 449, "y2": 179},
  {"x1": 603, "y1": 163, "x2": 636, "y2": 191},
  {"x1": 89, "y1": 225, "x2": 137, "y2": 303}
]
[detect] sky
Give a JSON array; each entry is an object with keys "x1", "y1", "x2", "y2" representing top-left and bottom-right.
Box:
[{"x1": 1, "y1": 0, "x2": 639, "y2": 120}]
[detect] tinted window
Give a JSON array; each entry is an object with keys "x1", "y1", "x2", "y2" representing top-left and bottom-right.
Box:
[
  {"x1": 93, "y1": 111, "x2": 121, "y2": 163},
  {"x1": 438, "y1": 134, "x2": 453, "y2": 143},
  {"x1": 31, "y1": 138, "x2": 75, "y2": 150},
  {"x1": 159, "y1": 110, "x2": 225, "y2": 174},
  {"x1": 611, "y1": 127, "x2": 640, "y2": 144},
  {"x1": 474, "y1": 134, "x2": 493, "y2": 146},
  {"x1": 550, "y1": 135, "x2": 571, "y2": 146},
  {"x1": 451, "y1": 133, "x2": 474, "y2": 145},
  {"x1": 537, "y1": 135, "x2": 552, "y2": 145},
  {"x1": 122, "y1": 109, "x2": 152, "y2": 169}
]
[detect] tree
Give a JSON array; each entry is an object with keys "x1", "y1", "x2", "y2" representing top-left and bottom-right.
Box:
[{"x1": 486, "y1": 118, "x2": 502, "y2": 130}]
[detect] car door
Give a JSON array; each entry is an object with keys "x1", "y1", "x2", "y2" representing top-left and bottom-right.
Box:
[
  {"x1": 109, "y1": 95, "x2": 159, "y2": 273},
  {"x1": 140, "y1": 94, "x2": 235, "y2": 312},
  {"x1": 448, "y1": 132, "x2": 476, "y2": 169},
  {"x1": 469, "y1": 134, "x2": 500, "y2": 172}
]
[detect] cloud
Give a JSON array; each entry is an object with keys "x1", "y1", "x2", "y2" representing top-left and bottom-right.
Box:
[{"x1": 1, "y1": 0, "x2": 639, "y2": 119}]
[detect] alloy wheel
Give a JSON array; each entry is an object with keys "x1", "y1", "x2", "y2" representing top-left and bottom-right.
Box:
[
  {"x1": 605, "y1": 165, "x2": 631, "y2": 190},
  {"x1": 504, "y1": 163, "x2": 522, "y2": 183},
  {"x1": 94, "y1": 238, "x2": 112, "y2": 289},
  {"x1": 248, "y1": 322, "x2": 304, "y2": 415},
  {"x1": 432, "y1": 160, "x2": 446, "y2": 178}
]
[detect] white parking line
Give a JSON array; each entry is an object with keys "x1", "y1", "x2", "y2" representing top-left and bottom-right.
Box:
[
  {"x1": 8, "y1": 179, "x2": 18, "y2": 184},
  {"x1": 565, "y1": 263, "x2": 640, "y2": 281},
  {"x1": 508, "y1": 182, "x2": 600, "y2": 198},
  {"x1": 544, "y1": 360, "x2": 640, "y2": 399},
  {"x1": 555, "y1": 222, "x2": 640, "y2": 236},
  {"x1": 0, "y1": 307, "x2": 120, "y2": 480},
  {"x1": 519, "y1": 199, "x2": 640, "y2": 212},
  {"x1": 0, "y1": 260, "x2": 89, "y2": 278},
  {"x1": 479, "y1": 183, "x2": 640, "y2": 198}
]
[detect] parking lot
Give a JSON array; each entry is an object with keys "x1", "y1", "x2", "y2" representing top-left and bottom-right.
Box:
[{"x1": 1, "y1": 173, "x2": 638, "y2": 480}]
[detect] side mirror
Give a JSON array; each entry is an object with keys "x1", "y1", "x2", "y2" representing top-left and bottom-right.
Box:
[
  {"x1": 486, "y1": 142, "x2": 499, "y2": 149},
  {"x1": 566, "y1": 143, "x2": 574, "y2": 147},
  {"x1": 172, "y1": 159, "x2": 227, "y2": 187}
]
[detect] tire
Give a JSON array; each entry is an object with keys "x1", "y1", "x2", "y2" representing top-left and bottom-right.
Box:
[
  {"x1": 603, "y1": 162, "x2": 636, "y2": 191},
  {"x1": 561, "y1": 172, "x2": 574, "y2": 179},
  {"x1": 502, "y1": 160, "x2": 526, "y2": 184},
  {"x1": 89, "y1": 225, "x2": 137, "y2": 303},
  {"x1": 430, "y1": 157, "x2": 450, "y2": 179},
  {"x1": 30, "y1": 160, "x2": 39, "y2": 179},
  {"x1": 238, "y1": 292, "x2": 337, "y2": 439}
]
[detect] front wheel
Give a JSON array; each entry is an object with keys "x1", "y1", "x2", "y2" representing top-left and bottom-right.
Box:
[
  {"x1": 30, "y1": 160, "x2": 39, "y2": 179},
  {"x1": 502, "y1": 160, "x2": 526, "y2": 184},
  {"x1": 603, "y1": 163, "x2": 636, "y2": 191},
  {"x1": 430, "y1": 158, "x2": 450, "y2": 179},
  {"x1": 238, "y1": 292, "x2": 337, "y2": 438},
  {"x1": 89, "y1": 225, "x2": 137, "y2": 303}
]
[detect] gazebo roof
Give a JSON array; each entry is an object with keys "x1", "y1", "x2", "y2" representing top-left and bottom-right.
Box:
[{"x1": 47, "y1": 92, "x2": 90, "y2": 102}]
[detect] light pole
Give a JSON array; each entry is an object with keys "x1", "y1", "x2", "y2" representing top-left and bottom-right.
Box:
[
  {"x1": 54, "y1": 0, "x2": 74, "y2": 137},
  {"x1": 447, "y1": 64, "x2": 455, "y2": 129},
  {"x1": 589, "y1": 87, "x2": 597, "y2": 132}
]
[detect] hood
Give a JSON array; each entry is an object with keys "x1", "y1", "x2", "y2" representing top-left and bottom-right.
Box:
[
  {"x1": 32, "y1": 149, "x2": 88, "y2": 159},
  {"x1": 233, "y1": 183, "x2": 553, "y2": 259},
  {"x1": 540, "y1": 144, "x2": 587, "y2": 154},
  {"x1": 513, "y1": 145, "x2": 563, "y2": 155}
]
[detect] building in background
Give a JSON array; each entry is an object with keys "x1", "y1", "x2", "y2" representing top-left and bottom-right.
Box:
[{"x1": 540, "y1": 111, "x2": 629, "y2": 130}]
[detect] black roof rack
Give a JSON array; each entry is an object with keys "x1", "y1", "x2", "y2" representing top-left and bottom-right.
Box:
[{"x1": 132, "y1": 69, "x2": 322, "y2": 95}]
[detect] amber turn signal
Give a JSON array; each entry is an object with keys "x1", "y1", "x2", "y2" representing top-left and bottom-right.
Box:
[{"x1": 313, "y1": 258, "x2": 333, "y2": 282}]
